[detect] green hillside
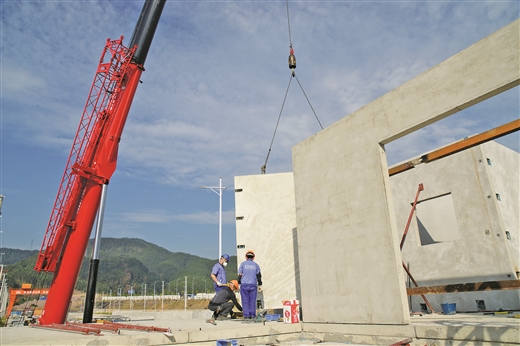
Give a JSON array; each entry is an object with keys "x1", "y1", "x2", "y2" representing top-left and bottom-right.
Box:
[
  {"x1": 4, "y1": 238, "x2": 237, "y2": 296},
  {"x1": 1, "y1": 248, "x2": 39, "y2": 265}
]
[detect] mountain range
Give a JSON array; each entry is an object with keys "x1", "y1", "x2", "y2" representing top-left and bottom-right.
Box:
[{"x1": 3, "y1": 238, "x2": 237, "y2": 295}]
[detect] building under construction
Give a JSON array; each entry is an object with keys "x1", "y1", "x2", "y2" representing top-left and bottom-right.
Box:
[
  {"x1": 234, "y1": 17, "x2": 519, "y2": 328},
  {"x1": 3, "y1": 11, "x2": 519, "y2": 346}
]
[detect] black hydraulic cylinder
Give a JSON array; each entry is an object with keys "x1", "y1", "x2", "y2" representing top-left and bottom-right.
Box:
[
  {"x1": 83, "y1": 258, "x2": 100, "y2": 323},
  {"x1": 129, "y1": 0, "x2": 166, "y2": 66},
  {"x1": 81, "y1": 0, "x2": 166, "y2": 323}
]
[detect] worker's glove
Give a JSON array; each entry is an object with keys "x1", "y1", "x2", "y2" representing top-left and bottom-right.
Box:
[
  {"x1": 258, "y1": 286, "x2": 263, "y2": 293},
  {"x1": 217, "y1": 281, "x2": 223, "y2": 286}
]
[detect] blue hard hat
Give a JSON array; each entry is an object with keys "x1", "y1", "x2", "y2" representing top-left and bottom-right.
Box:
[{"x1": 221, "y1": 254, "x2": 230, "y2": 261}]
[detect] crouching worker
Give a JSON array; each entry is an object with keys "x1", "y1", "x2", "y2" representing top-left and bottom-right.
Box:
[{"x1": 206, "y1": 280, "x2": 242, "y2": 324}]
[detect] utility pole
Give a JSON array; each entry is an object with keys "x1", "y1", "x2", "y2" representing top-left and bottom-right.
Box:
[
  {"x1": 161, "y1": 281, "x2": 164, "y2": 311},
  {"x1": 199, "y1": 177, "x2": 227, "y2": 258},
  {"x1": 184, "y1": 276, "x2": 187, "y2": 311}
]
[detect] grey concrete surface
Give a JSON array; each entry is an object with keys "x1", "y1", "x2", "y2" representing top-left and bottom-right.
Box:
[
  {"x1": 291, "y1": 19, "x2": 519, "y2": 325},
  {"x1": 1, "y1": 310, "x2": 519, "y2": 345},
  {"x1": 234, "y1": 173, "x2": 300, "y2": 310},
  {"x1": 391, "y1": 141, "x2": 520, "y2": 312}
]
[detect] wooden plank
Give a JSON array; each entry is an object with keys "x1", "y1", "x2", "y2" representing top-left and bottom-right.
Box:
[
  {"x1": 389, "y1": 119, "x2": 520, "y2": 176},
  {"x1": 407, "y1": 280, "x2": 520, "y2": 295},
  {"x1": 423, "y1": 118, "x2": 520, "y2": 162}
]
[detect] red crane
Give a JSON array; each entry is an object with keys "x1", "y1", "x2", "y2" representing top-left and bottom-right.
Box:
[{"x1": 34, "y1": 0, "x2": 166, "y2": 325}]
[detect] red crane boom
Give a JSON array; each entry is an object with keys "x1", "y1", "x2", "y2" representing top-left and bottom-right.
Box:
[{"x1": 34, "y1": 0, "x2": 166, "y2": 325}]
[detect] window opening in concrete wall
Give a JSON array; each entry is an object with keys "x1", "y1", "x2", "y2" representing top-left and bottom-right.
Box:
[
  {"x1": 476, "y1": 300, "x2": 486, "y2": 311},
  {"x1": 496, "y1": 193, "x2": 501, "y2": 201},
  {"x1": 420, "y1": 303, "x2": 428, "y2": 313},
  {"x1": 506, "y1": 231, "x2": 511, "y2": 240},
  {"x1": 415, "y1": 193, "x2": 460, "y2": 246},
  {"x1": 487, "y1": 158, "x2": 492, "y2": 166}
]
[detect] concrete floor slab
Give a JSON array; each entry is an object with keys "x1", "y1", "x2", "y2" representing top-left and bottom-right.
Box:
[{"x1": 1, "y1": 310, "x2": 518, "y2": 345}]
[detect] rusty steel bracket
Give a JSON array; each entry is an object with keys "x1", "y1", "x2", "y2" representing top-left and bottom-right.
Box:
[
  {"x1": 407, "y1": 279, "x2": 520, "y2": 295},
  {"x1": 399, "y1": 183, "x2": 436, "y2": 313},
  {"x1": 99, "y1": 320, "x2": 172, "y2": 333},
  {"x1": 400, "y1": 183, "x2": 424, "y2": 250},
  {"x1": 32, "y1": 320, "x2": 171, "y2": 336},
  {"x1": 32, "y1": 322, "x2": 103, "y2": 336},
  {"x1": 390, "y1": 338, "x2": 412, "y2": 346},
  {"x1": 403, "y1": 261, "x2": 435, "y2": 313}
]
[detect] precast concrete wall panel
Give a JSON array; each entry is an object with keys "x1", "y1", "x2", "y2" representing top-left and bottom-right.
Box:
[
  {"x1": 481, "y1": 142, "x2": 520, "y2": 273},
  {"x1": 234, "y1": 173, "x2": 300, "y2": 310},
  {"x1": 293, "y1": 117, "x2": 408, "y2": 324},
  {"x1": 390, "y1": 142, "x2": 520, "y2": 312},
  {"x1": 379, "y1": 19, "x2": 520, "y2": 144},
  {"x1": 292, "y1": 20, "x2": 519, "y2": 324}
]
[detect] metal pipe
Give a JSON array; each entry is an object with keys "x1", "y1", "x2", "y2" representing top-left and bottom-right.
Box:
[
  {"x1": 83, "y1": 183, "x2": 108, "y2": 323},
  {"x1": 129, "y1": 0, "x2": 167, "y2": 66},
  {"x1": 219, "y1": 177, "x2": 223, "y2": 258}
]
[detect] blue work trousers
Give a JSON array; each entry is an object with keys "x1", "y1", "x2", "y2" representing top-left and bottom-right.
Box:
[{"x1": 240, "y1": 283, "x2": 257, "y2": 318}]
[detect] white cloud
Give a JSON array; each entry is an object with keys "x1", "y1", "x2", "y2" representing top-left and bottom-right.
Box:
[
  {"x1": 2, "y1": 0, "x2": 518, "y2": 254},
  {"x1": 116, "y1": 209, "x2": 235, "y2": 225}
]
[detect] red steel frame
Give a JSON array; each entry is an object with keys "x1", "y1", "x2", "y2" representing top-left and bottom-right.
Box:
[
  {"x1": 34, "y1": 37, "x2": 142, "y2": 325},
  {"x1": 399, "y1": 183, "x2": 436, "y2": 314}
]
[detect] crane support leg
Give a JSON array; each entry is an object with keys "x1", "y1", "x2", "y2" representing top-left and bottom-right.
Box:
[{"x1": 84, "y1": 183, "x2": 108, "y2": 323}]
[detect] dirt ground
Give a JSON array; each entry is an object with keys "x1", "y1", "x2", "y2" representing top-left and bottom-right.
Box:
[
  {"x1": 13, "y1": 291, "x2": 211, "y2": 314},
  {"x1": 70, "y1": 291, "x2": 211, "y2": 311},
  {"x1": 89, "y1": 298, "x2": 211, "y2": 311}
]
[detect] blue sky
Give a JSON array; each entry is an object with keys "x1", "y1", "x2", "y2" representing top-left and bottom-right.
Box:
[{"x1": 1, "y1": 1, "x2": 518, "y2": 259}]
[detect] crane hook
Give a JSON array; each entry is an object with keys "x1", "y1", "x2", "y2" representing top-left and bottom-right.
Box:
[{"x1": 288, "y1": 45, "x2": 296, "y2": 76}]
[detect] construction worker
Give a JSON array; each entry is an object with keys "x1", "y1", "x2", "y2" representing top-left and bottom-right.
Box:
[
  {"x1": 206, "y1": 280, "x2": 242, "y2": 323},
  {"x1": 211, "y1": 253, "x2": 230, "y2": 292},
  {"x1": 237, "y1": 250, "x2": 262, "y2": 320}
]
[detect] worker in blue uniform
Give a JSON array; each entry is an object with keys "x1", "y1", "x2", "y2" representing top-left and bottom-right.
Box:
[
  {"x1": 211, "y1": 253, "x2": 230, "y2": 292},
  {"x1": 237, "y1": 249, "x2": 262, "y2": 320}
]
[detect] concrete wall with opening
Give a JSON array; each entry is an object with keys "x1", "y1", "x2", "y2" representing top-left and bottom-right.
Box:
[
  {"x1": 391, "y1": 141, "x2": 520, "y2": 313},
  {"x1": 292, "y1": 19, "x2": 518, "y2": 324}
]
